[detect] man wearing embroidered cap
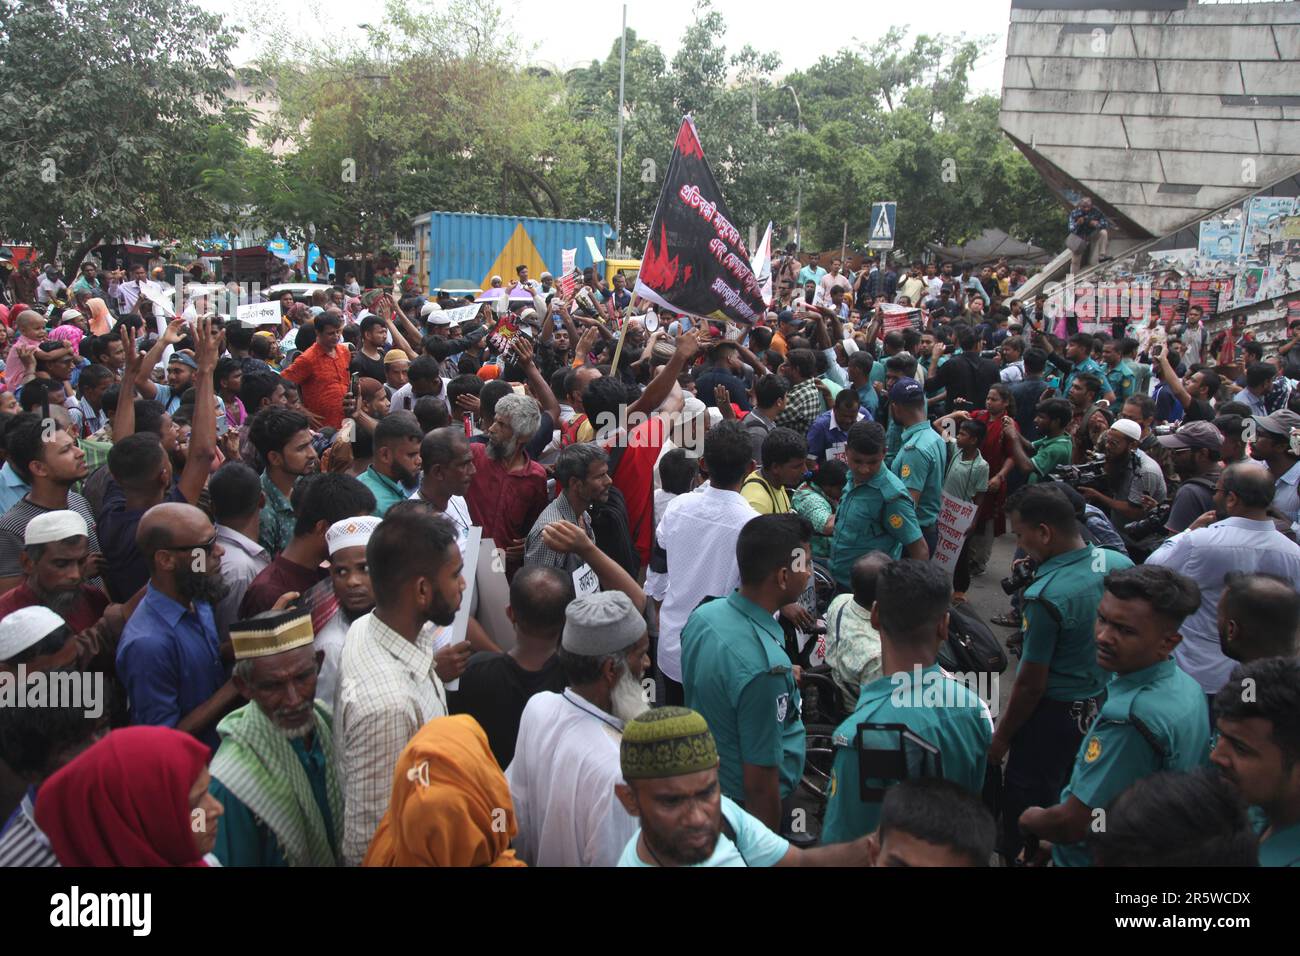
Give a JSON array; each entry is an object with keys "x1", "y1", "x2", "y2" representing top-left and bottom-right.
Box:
[
  {"x1": 507, "y1": 589, "x2": 651, "y2": 867},
  {"x1": 614, "y1": 707, "x2": 873, "y2": 867},
  {"x1": 208, "y1": 607, "x2": 344, "y2": 867},
  {"x1": 382, "y1": 348, "x2": 409, "y2": 397},
  {"x1": 314, "y1": 515, "x2": 381, "y2": 710}
]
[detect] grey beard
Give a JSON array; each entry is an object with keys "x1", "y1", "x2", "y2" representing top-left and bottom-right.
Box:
[
  {"x1": 487, "y1": 437, "x2": 518, "y2": 461},
  {"x1": 611, "y1": 667, "x2": 650, "y2": 723},
  {"x1": 31, "y1": 582, "x2": 82, "y2": 615}
]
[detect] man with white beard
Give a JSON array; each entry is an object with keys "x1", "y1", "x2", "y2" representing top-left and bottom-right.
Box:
[
  {"x1": 208, "y1": 608, "x2": 345, "y2": 866},
  {"x1": 507, "y1": 590, "x2": 651, "y2": 867}
]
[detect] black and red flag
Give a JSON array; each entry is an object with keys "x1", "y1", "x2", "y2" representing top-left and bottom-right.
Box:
[{"x1": 633, "y1": 116, "x2": 767, "y2": 324}]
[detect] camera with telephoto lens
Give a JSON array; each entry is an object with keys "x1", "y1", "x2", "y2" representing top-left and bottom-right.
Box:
[
  {"x1": 1049, "y1": 457, "x2": 1108, "y2": 493},
  {"x1": 1123, "y1": 503, "x2": 1172, "y2": 542},
  {"x1": 1001, "y1": 559, "x2": 1037, "y2": 595},
  {"x1": 1151, "y1": 424, "x2": 1178, "y2": 437}
]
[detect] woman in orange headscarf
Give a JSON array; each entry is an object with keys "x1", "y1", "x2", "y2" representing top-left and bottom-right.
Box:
[
  {"x1": 85, "y1": 297, "x2": 113, "y2": 336},
  {"x1": 364, "y1": 715, "x2": 525, "y2": 867}
]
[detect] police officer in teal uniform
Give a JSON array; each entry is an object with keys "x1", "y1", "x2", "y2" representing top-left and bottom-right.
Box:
[
  {"x1": 830, "y1": 420, "x2": 928, "y2": 590},
  {"x1": 681, "y1": 513, "x2": 810, "y2": 833},
  {"x1": 1019, "y1": 565, "x2": 1209, "y2": 866},
  {"x1": 1051, "y1": 333, "x2": 1115, "y2": 403},
  {"x1": 1212, "y1": 657, "x2": 1300, "y2": 867},
  {"x1": 990, "y1": 484, "x2": 1133, "y2": 861},
  {"x1": 822, "y1": 560, "x2": 991, "y2": 844},
  {"x1": 1101, "y1": 339, "x2": 1136, "y2": 405},
  {"x1": 888, "y1": 377, "x2": 948, "y2": 556}
]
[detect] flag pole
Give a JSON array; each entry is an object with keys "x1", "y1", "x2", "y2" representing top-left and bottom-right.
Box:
[{"x1": 614, "y1": 5, "x2": 628, "y2": 256}]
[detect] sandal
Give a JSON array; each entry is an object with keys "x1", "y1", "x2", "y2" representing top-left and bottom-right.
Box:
[{"x1": 990, "y1": 611, "x2": 1021, "y2": 628}]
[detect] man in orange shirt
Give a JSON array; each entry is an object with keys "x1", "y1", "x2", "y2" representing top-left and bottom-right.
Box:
[{"x1": 281, "y1": 312, "x2": 354, "y2": 429}]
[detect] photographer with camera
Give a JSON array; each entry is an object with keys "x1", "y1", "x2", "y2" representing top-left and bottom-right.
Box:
[
  {"x1": 989, "y1": 484, "x2": 1133, "y2": 863},
  {"x1": 1074, "y1": 419, "x2": 1166, "y2": 526},
  {"x1": 1145, "y1": 421, "x2": 1223, "y2": 536}
]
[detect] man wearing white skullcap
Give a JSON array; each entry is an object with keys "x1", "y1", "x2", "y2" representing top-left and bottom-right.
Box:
[
  {"x1": 0, "y1": 510, "x2": 111, "y2": 636},
  {"x1": 506, "y1": 590, "x2": 651, "y2": 867},
  {"x1": 0, "y1": 605, "x2": 68, "y2": 665},
  {"x1": 314, "y1": 516, "x2": 382, "y2": 709}
]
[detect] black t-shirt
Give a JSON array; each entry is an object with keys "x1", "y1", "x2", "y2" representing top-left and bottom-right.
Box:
[
  {"x1": 1182, "y1": 398, "x2": 1215, "y2": 423},
  {"x1": 448, "y1": 652, "x2": 566, "y2": 767},
  {"x1": 350, "y1": 350, "x2": 386, "y2": 383}
]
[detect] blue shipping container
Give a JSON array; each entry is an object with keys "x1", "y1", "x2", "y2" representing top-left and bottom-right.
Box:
[{"x1": 413, "y1": 211, "x2": 613, "y2": 293}]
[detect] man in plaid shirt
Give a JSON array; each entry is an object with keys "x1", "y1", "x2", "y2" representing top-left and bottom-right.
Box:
[
  {"x1": 525, "y1": 443, "x2": 609, "y2": 574},
  {"x1": 335, "y1": 504, "x2": 467, "y2": 865},
  {"x1": 774, "y1": 349, "x2": 825, "y2": 438}
]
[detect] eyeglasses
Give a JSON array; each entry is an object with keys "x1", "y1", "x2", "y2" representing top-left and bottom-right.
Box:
[{"x1": 161, "y1": 533, "x2": 218, "y2": 554}]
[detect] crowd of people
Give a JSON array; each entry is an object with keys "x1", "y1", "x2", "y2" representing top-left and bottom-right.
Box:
[{"x1": 0, "y1": 247, "x2": 1298, "y2": 869}]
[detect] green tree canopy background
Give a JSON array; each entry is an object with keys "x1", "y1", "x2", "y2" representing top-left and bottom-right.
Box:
[{"x1": 0, "y1": 0, "x2": 1065, "y2": 272}]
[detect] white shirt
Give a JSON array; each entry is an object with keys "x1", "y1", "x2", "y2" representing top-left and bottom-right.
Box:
[
  {"x1": 1000, "y1": 360, "x2": 1025, "y2": 383},
  {"x1": 1147, "y1": 516, "x2": 1300, "y2": 693},
  {"x1": 313, "y1": 609, "x2": 351, "y2": 715},
  {"x1": 643, "y1": 489, "x2": 679, "y2": 602},
  {"x1": 390, "y1": 379, "x2": 453, "y2": 415},
  {"x1": 655, "y1": 485, "x2": 758, "y2": 682},
  {"x1": 409, "y1": 488, "x2": 473, "y2": 554},
  {"x1": 506, "y1": 689, "x2": 637, "y2": 868}
]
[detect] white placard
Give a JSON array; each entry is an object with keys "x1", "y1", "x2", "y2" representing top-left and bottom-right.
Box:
[
  {"x1": 572, "y1": 562, "x2": 599, "y2": 595},
  {"x1": 434, "y1": 526, "x2": 482, "y2": 691},
  {"x1": 932, "y1": 492, "x2": 977, "y2": 574},
  {"x1": 236, "y1": 301, "x2": 283, "y2": 327},
  {"x1": 586, "y1": 236, "x2": 604, "y2": 264}
]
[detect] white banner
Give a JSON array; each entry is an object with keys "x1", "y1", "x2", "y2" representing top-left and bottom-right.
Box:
[
  {"x1": 750, "y1": 221, "x2": 773, "y2": 306},
  {"x1": 932, "y1": 492, "x2": 977, "y2": 574},
  {"x1": 437, "y1": 302, "x2": 482, "y2": 326},
  {"x1": 236, "y1": 301, "x2": 282, "y2": 327}
]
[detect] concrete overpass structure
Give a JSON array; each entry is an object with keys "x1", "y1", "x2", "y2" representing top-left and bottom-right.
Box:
[{"x1": 1000, "y1": 0, "x2": 1300, "y2": 246}]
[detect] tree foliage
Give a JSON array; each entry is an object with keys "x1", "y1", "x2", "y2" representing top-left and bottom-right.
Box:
[
  {"x1": 0, "y1": 0, "x2": 245, "y2": 276},
  {"x1": 2, "y1": 0, "x2": 1065, "y2": 267}
]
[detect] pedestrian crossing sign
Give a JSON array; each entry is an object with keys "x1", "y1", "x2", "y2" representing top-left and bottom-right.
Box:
[{"x1": 868, "y1": 202, "x2": 896, "y2": 250}]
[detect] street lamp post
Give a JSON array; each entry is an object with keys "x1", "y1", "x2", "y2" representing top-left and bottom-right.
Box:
[{"x1": 782, "y1": 84, "x2": 804, "y2": 250}]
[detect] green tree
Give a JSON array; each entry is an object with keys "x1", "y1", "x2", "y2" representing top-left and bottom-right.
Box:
[{"x1": 0, "y1": 0, "x2": 245, "y2": 278}]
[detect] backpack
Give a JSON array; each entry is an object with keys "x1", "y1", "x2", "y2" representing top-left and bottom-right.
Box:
[
  {"x1": 938, "y1": 601, "x2": 1008, "y2": 679},
  {"x1": 558, "y1": 413, "x2": 588, "y2": 448}
]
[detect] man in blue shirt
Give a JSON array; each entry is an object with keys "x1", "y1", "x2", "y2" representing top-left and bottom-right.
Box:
[
  {"x1": 807, "y1": 390, "x2": 866, "y2": 464},
  {"x1": 1067, "y1": 196, "x2": 1111, "y2": 273},
  {"x1": 116, "y1": 501, "x2": 237, "y2": 750}
]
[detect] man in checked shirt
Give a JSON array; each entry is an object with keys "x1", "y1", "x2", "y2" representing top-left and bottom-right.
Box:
[{"x1": 335, "y1": 503, "x2": 467, "y2": 865}]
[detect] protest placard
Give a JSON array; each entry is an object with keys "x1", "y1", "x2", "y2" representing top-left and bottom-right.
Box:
[
  {"x1": 236, "y1": 301, "x2": 282, "y2": 326},
  {"x1": 932, "y1": 492, "x2": 977, "y2": 575}
]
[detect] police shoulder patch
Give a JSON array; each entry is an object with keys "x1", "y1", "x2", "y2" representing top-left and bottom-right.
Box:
[
  {"x1": 900, "y1": 464, "x2": 912, "y2": 478},
  {"x1": 1084, "y1": 736, "x2": 1102, "y2": 763},
  {"x1": 888, "y1": 513, "x2": 903, "y2": 529},
  {"x1": 776, "y1": 693, "x2": 789, "y2": 723}
]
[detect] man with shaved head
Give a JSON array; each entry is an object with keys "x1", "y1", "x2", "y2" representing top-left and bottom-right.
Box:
[
  {"x1": 1148, "y1": 463, "x2": 1300, "y2": 700},
  {"x1": 115, "y1": 501, "x2": 238, "y2": 749},
  {"x1": 1218, "y1": 572, "x2": 1300, "y2": 663}
]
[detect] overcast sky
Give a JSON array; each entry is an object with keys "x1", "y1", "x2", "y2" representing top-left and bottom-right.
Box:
[{"x1": 203, "y1": 0, "x2": 1012, "y2": 95}]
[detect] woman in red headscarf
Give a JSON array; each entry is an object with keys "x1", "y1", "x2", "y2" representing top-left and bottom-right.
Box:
[{"x1": 34, "y1": 726, "x2": 224, "y2": 867}]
